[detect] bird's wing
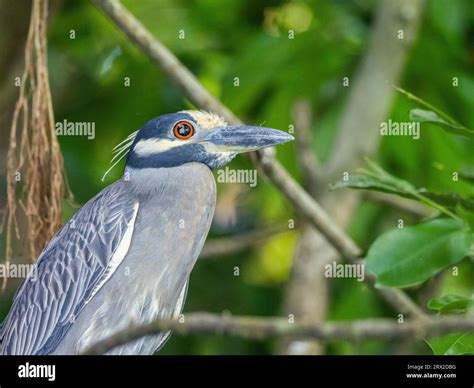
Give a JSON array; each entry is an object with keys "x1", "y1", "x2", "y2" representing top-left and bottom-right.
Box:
[
  {"x1": 0, "y1": 181, "x2": 138, "y2": 355},
  {"x1": 151, "y1": 279, "x2": 189, "y2": 354}
]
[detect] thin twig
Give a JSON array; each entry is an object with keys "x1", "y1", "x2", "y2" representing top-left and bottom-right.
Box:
[
  {"x1": 82, "y1": 312, "x2": 474, "y2": 355},
  {"x1": 91, "y1": 0, "x2": 426, "y2": 319}
]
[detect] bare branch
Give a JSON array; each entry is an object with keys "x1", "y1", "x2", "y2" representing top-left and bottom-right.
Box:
[
  {"x1": 82, "y1": 312, "x2": 474, "y2": 355},
  {"x1": 92, "y1": 0, "x2": 425, "y2": 319}
]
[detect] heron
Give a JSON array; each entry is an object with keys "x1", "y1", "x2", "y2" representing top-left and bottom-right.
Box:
[{"x1": 0, "y1": 110, "x2": 293, "y2": 354}]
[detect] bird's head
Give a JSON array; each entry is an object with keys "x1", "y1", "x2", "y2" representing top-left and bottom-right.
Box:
[{"x1": 104, "y1": 111, "x2": 293, "y2": 179}]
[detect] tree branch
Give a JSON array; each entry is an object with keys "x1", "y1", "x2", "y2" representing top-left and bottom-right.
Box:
[
  {"x1": 82, "y1": 312, "x2": 474, "y2": 355},
  {"x1": 91, "y1": 0, "x2": 425, "y2": 319}
]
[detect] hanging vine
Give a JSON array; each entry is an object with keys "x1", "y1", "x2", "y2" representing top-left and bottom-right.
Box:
[{"x1": 4, "y1": 0, "x2": 71, "y2": 290}]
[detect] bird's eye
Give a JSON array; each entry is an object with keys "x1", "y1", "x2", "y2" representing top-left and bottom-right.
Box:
[{"x1": 173, "y1": 121, "x2": 195, "y2": 140}]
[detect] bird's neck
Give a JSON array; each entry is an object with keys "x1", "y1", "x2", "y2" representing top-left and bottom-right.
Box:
[{"x1": 123, "y1": 163, "x2": 216, "y2": 199}]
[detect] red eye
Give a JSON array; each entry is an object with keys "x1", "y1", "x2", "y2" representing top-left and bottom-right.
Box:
[{"x1": 173, "y1": 121, "x2": 195, "y2": 140}]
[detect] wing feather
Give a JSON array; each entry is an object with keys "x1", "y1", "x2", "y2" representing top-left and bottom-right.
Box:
[{"x1": 0, "y1": 181, "x2": 138, "y2": 355}]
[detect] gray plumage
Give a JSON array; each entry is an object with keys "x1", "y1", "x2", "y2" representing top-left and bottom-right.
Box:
[
  {"x1": 0, "y1": 111, "x2": 293, "y2": 355},
  {"x1": 1, "y1": 164, "x2": 214, "y2": 355}
]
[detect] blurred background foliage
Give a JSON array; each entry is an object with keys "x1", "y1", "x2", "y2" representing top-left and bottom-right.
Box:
[{"x1": 1, "y1": 0, "x2": 473, "y2": 355}]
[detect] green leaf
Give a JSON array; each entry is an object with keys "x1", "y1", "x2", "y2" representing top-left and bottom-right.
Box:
[
  {"x1": 427, "y1": 332, "x2": 474, "y2": 355},
  {"x1": 365, "y1": 218, "x2": 474, "y2": 288},
  {"x1": 330, "y1": 174, "x2": 414, "y2": 197},
  {"x1": 330, "y1": 160, "x2": 467, "y2": 220},
  {"x1": 421, "y1": 190, "x2": 474, "y2": 212},
  {"x1": 409, "y1": 108, "x2": 474, "y2": 139},
  {"x1": 332, "y1": 175, "x2": 474, "y2": 213},
  {"x1": 329, "y1": 159, "x2": 418, "y2": 198},
  {"x1": 395, "y1": 87, "x2": 474, "y2": 139},
  {"x1": 427, "y1": 295, "x2": 473, "y2": 314}
]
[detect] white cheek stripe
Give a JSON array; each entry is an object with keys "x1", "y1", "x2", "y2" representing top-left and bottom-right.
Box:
[{"x1": 134, "y1": 138, "x2": 186, "y2": 155}]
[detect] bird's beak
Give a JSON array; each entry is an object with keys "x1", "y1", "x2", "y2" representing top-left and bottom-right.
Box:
[{"x1": 204, "y1": 125, "x2": 294, "y2": 153}]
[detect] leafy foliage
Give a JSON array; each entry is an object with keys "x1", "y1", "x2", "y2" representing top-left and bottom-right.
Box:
[
  {"x1": 396, "y1": 87, "x2": 474, "y2": 139},
  {"x1": 409, "y1": 109, "x2": 474, "y2": 139},
  {"x1": 364, "y1": 219, "x2": 474, "y2": 288},
  {"x1": 333, "y1": 84, "x2": 474, "y2": 352},
  {"x1": 425, "y1": 294, "x2": 474, "y2": 355},
  {"x1": 331, "y1": 160, "x2": 474, "y2": 219},
  {"x1": 427, "y1": 333, "x2": 474, "y2": 355},
  {"x1": 427, "y1": 295, "x2": 473, "y2": 314}
]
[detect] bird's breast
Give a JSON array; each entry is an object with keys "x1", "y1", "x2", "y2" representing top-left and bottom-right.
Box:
[{"x1": 122, "y1": 162, "x2": 217, "y2": 289}]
